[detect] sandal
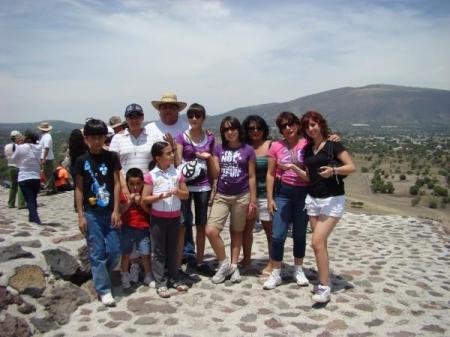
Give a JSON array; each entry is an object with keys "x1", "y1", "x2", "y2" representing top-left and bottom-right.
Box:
[
  {"x1": 157, "y1": 287, "x2": 170, "y2": 298},
  {"x1": 174, "y1": 283, "x2": 188, "y2": 292}
]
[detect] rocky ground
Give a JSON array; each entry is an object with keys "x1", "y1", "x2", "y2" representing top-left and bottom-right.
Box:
[{"x1": 0, "y1": 187, "x2": 449, "y2": 337}]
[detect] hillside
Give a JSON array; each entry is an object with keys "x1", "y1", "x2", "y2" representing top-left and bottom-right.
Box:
[{"x1": 203, "y1": 84, "x2": 450, "y2": 130}]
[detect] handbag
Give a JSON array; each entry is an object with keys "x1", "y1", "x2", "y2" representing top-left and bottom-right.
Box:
[{"x1": 179, "y1": 132, "x2": 207, "y2": 183}]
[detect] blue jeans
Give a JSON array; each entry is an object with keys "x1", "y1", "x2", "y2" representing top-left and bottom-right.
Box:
[
  {"x1": 84, "y1": 210, "x2": 121, "y2": 296},
  {"x1": 181, "y1": 191, "x2": 211, "y2": 259},
  {"x1": 271, "y1": 182, "x2": 308, "y2": 262},
  {"x1": 18, "y1": 179, "x2": 41, "y2": 224}
]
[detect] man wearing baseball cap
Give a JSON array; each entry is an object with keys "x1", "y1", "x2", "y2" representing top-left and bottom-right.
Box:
[{"x1": 3, "y1": 130, "x2": 26, "y2": 208}]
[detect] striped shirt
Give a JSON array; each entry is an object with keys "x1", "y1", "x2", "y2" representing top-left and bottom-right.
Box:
[
  {"x1": 144, "y1": 165, "x2": 184, "y2": 218},
  {"x1": 109, "y1": 128, "x2": 153, "y2": 175}
]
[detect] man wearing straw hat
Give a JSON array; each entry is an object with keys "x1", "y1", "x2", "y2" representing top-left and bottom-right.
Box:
[
  {"x1": 38, "y1": 122, "x2": 57, "y2": 195},
  {"x1": 146, "y1": 93, "x2": 196, "y2": 269}
]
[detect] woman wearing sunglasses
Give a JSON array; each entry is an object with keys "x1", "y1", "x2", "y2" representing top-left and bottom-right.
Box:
[
  {"x1": 205, "y1": 116, "x2": 257, "y2": 284},
  {"x1": 264, "y1": 111, "x2": 311, "y2": 290},
  {"x1": 241, "y1": 115, "x2": 273, "y2": 275},
  {"x1": 176, "y1": 103, "x2": 215, "y2": 275}
]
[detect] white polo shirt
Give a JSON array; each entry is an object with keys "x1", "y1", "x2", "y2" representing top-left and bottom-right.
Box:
[
  {"x1": 11, "y1": 143, "x2": 43, "y2": 181},
  {"x1": 109, "y1": 128, "x2": 153, "y2": 175},
  {"x1": 40, "y1": 133, "x2": 54, "y2": 160},
  {"x1": 145, "y1": 119, "x2": 189, "y2": 145}
]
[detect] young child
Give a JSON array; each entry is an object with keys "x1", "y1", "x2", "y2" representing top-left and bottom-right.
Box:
[
  {"x1": 75, "y1": 118, "x2": 121, "y2": 307},
  {"x1": 119, "y1": 168, "x2": 154, "y2": 288},
  {"x1": 141, "y1": 141, "x2": 190, "y2": 298}
]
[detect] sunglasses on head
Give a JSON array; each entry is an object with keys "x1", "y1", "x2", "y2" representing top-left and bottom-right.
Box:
[
  {"x1": 223, "y1": 126, "x2": 237, "y2": 133},
  {"x1": 187, "y1": 111, "x2": 203, "y2": 119},
  {"x1": 279, "y1": 120, "x2": 296, "y2": 130}
]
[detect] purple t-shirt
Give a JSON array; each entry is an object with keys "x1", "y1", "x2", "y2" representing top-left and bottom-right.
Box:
[
  {"x1": 214, "y1": 143, "x2": 255, "y2": 196},
  {"x1": 176, "y1": 131, "x2": 215, "y2": 192}
]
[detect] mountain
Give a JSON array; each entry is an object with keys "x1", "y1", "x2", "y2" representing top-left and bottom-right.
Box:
[
  {"x1": 203, "y1": 84, "x2": 450, "y2": 129},
  {"x1": 0, "y1": 120, "x2": 83, "y2": 134}
]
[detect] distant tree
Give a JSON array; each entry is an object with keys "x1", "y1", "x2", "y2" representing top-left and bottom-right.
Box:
[
  {"x1": 411, "y1": 196, "x2": 421, "y2": 207},
  {"x1": 361, "y1": 167, "x2": 369, "y2": 173},
  {"x1": 433, "y1": 185, "x2": 448, "y2": 197},
  {"x1": 383, "y1": 182, "x2": 395, "y2": 194},
  {"x1": 399, "y1": 174, "x2": 406, "y2": 181},
  {"x1": 429, "y1": 198, "x2": 438, "y2": 209},
  {"x1": 409, "y1": 185, "x2": 419, "y2": 195}
]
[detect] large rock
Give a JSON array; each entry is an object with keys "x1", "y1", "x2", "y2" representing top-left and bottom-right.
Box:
[
  {"x1": 0, "y1": 244, "x2": 34, "y2": 263},
  {"x1": 42, "y1": 248, "x2": 79, "y2": 279},
  {"x1": 0, "y1": 313, "x2": 32, "y2": 337},
  {"x1": 8, "y1": 265, "x2": 46, "y2": 298},
  {"x1": 39, "y1": 282, "x2": 91, "y2": 325}
]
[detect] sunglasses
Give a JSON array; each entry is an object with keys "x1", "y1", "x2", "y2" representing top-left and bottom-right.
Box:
[
  {"x1": 223, "y1": 126, "x2": 237, "y2": 133},
  {"x1": 279, "y1": 120, "x2": 296, "y2": 130},
  {"x1": 248, "y1": 126, "x2": 262, "y2": 132},
  {"x1": 187, "y1": 111, "x2": 203, "y2": 119}
]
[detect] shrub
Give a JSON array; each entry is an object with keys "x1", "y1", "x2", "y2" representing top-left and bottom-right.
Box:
[
  {"x1": 433, "y1": 185, "x2": 448, "y2": 197},
  {"x1": 427, "y1": 182, "x2": 435, "y2": 189},
  {"x1": 383, "y1": 182, "x2": 395, "y2": 194},
  {"x1": 411, "y1": 196, "x2": 421, "y2": 207},
  {"x1": 409, "y1": 185, "x2": 419, "y2": 195},
  {"x1": 429, "y1": 198, "x2": 438, "y2": 209},
  {"x1": 361, "y1": 167, "x2": 369, "y2": 173},
  {"x1": 399, "y1": 174, "x2": 406, "y2": 181}
]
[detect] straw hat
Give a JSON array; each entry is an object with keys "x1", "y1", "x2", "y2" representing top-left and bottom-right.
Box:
[
  {"x1": 151, "y1": 93, "x2": 187, "y2": 112},
  {"x1": 38, "y1": 122, "x2": 53, "y2": 132},
  {"x1": 109, "y1": 116, "x2": 123, "y2": 129}
]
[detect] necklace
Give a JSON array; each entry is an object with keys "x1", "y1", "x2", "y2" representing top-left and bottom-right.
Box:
[{"x1": 313, "y1": 140, "x2": 326, "y2": 155}]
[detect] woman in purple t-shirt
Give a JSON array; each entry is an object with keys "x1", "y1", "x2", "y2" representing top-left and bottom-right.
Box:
[
  {"x1": 176, "y1": 103, "x2": 215, "y2": 275},
  {"x1": 205, "y1": 116, "x2": 257, "y2": 284}
]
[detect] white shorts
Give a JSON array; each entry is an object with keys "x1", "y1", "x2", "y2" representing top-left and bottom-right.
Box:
[
  {"x1": 305, "y1": 194, "x2": 345, "y2": 218},
  {"x1": 257, "y1": 197, "x2": 271, "y2": 222}
]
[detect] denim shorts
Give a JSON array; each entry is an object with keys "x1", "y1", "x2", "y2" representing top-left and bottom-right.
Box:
[{"x1": 120, "y1": 225, "x2": 150, "y2": 255}]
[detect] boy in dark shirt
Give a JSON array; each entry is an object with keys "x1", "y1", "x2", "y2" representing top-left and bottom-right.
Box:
[{"x1": 75, "y1": 118, "x2": 122, "y2": 306}]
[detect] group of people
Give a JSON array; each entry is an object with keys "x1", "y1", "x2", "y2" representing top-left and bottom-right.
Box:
[
  {"x1": 4, "y1": 92, "x2": 356, "y2": 307},
  {"x1": 3, "y1": 122, "x2": 65, "y2": 224}
]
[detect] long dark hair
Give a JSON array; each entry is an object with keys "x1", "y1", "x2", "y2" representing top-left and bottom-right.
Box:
[
  {"x1": 220, "y1": 116, "x2": 244, "y2": 147},
  {"x1": 242, "y1": 115, "x2": 270, "y2": 143},
  {"x1": 69, "y1": 129, "x2": 88, "y2": 165},
  {"x1": 300, "y1": 111, "x2": 331, "y2": 140},
  {"x1": 23, "y1": 130, "x2": 39, "y2": 144},
  {"x1": 148, "y1": 141, "x2": 170, "y2": 171}
]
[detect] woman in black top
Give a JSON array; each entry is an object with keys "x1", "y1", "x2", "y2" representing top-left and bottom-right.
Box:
[{"x1": 300, "y1": 111, "x2": 355, "y2": 304}]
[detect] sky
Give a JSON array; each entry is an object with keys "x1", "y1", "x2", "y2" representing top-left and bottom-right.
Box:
[{"x1": 1, "y1": 0, "x2": 450, "y2": 123}]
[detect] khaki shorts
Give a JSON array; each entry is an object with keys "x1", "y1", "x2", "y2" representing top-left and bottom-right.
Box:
[{"x1": 208, "y1": 192, "x2": 249, "y2": 232}]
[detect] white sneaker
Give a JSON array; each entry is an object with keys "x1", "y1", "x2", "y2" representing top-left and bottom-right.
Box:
[
  {"x1": 130, "y1": 263, "x2": 140, "y2": 283},
  {"x1": 144, "y1": 273, "x2": 156, "y2": 288},
  {"x1": 312, "y1": 284, "x2": 331, "y2": 303},
  {"x1": 230, "y1": 267, "x2": 241, "y2": 283},
  {"x1": 121, "y1": 272, "x2": 131, "y2": 289},
  {"x1": 100, "y1": 292, "x2": 116, "y2": 307},
  {"x1": 294, "y1": 266, "x2": 309, "y2": 286},
  {"x1": 211, "y1": 260, "x2": 233, "y2": 284},
  {"x1": 263, "y1": 272, "x2": 282, "y2": 290}
]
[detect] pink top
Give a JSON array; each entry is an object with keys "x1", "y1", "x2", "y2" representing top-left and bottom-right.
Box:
[{"x1": 268, "y1": 139, "x2": 308, "y2": 186}]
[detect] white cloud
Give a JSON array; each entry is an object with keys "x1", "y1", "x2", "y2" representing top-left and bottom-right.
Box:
[{"x1": 0, "y1": 0, "x2": 449, "y2": 122}]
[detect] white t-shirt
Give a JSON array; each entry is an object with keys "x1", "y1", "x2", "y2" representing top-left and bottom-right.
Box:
[
  {"x1": 4, "y1": 143, "x2": 18, "y2": 167},
  {"x1": 40, "y1": 133, "x2": 54, "y2": 160},
  {"x1": 145, "y1": 118, "x2": 189, "y2": 144},
  {"x1": 109, "y1": 128, "x2": 153, "y2": 175},
  {"x1": 10, "y1": 143, "x2": 43, "y2": 182}
]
